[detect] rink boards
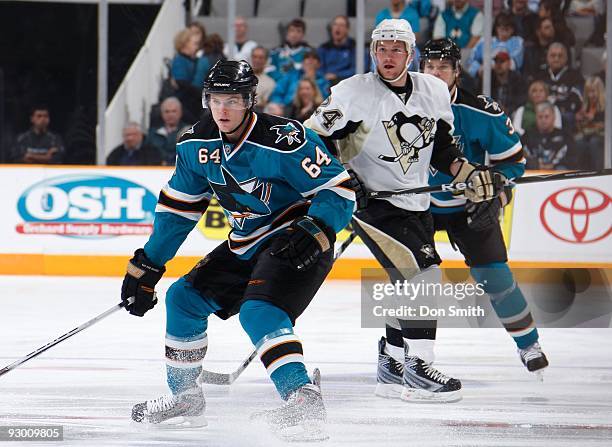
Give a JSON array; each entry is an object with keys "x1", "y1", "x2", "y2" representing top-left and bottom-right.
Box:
[{"x1": 0, "y1": 165, "x2": 610, "y2": 277}]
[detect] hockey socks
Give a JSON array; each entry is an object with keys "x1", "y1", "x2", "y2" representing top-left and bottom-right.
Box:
[
  {"x1": 471, "y1": 263, "x2": 539, "y2": 349},
  {"x1": 166, "y1": 334, "x2": 208, "y2": 394},
  {"x1": 240, "y1": 300, "x2": 310, "y2": 399}
]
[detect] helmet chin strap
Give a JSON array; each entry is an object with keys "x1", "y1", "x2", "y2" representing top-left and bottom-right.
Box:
[{"x1": 225, "y1": 109, "x2": 252, "y2": 136}]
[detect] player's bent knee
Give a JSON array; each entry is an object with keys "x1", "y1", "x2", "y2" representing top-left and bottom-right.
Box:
[{"x1": 239, "y1": 299, "x2": 293, "y2": 345}]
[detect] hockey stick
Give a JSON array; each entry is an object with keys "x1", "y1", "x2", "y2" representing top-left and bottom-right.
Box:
[
  {"x1": 197, "y1": 232, "x2": 359, "y2": 385},
  {"x1": 0, "y1": 297, "x2": 134, "y2": 378},
  {"x1": 368, "y1": 168, "x2": 612, "y2": 199}
]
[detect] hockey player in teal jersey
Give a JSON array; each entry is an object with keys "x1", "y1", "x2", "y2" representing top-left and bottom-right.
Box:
[
  {"x1": 417, "y1": 38, "x2": 548, "y2": 376},
  {"x1": 121, "y1": 60, "x2": 355, "y2": 440}
]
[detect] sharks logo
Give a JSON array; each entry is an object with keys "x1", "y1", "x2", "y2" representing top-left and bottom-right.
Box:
[
  {"x1": 208, "y1": 166, "x2": 272, "y2": 229},
  {"x1": 270, "y1": 122, "x2": 302, "y2": 145},
  {"x1": 452, "y1": 135, "x2": 464, "y2": 153},
  {"x1": 379, "y1": 112, "x2": 436, "y2": 174},
  {"x1": 477, "y1": 95, "x2": 502, "y2": 113}
]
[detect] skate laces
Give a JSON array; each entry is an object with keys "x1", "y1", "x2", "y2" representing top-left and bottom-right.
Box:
[
  {"x1": 147, "y1": 393, "x2": 177, "y2": 413},
  {"x1": 423, "y1": 364, "x2": 451, "y2": 384},
  {"x1": 520, "y1": 343, "x2": 543, "y2": 362}
]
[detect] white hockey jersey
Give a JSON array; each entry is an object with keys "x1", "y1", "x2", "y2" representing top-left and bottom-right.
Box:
[{"x1": 304, "y1": 72, "x2": 460, "y2": 211}]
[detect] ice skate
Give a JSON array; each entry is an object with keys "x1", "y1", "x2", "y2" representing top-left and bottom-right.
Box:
[
  {"x1": 131, "y1": 387, "x2": 207, "y2": 427},
  {"x1": 401, "y1": 355, "x2": 462, "y2": 403},
  {"x1": 518, "y1": 342, "x2": 549, "y2": 380},
  {"x1": 375, "y1": 337, "x2": 404, "y2": 399},
  {"x1": 250, "y1": 368, "x2": 328, "y2": 442}
]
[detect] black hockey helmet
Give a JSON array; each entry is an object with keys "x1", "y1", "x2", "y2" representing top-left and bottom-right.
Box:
[
  {"x1": 202, "y1": 60, "x2": 258, "y2": 109},
  {"x1": 420, "y1": 38, "x2": 461, "y2": 70}
]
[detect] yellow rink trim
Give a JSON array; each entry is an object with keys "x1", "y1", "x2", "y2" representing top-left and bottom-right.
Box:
[{"x1": 0, "y1": 254, "x2": 610, "y2": 281}]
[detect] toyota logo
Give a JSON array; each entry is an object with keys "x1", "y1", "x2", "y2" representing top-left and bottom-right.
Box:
[{"x1": 540, "y1": 187, "x2": 611, "y2": 243}]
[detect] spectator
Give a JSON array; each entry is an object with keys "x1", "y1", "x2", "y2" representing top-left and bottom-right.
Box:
[
  {"x1": 522, "y1": 17, "x2": 556, "y2": 78},
  {"x1": 223, "y1": 17, "x2": 258, "y2": 63},
  {"x1": 268, "y1": 51, "x2": 330, "y2": 110},
  {"x1": 188, "y1": 21, "x2": 207, "y2": 57},
  {"x1": 251, "y1": 46, "x2": 276, "y2": 112},
  {"x1": 107, "y1": 122, "x2": 162, "y2": 166},
  {"x1": 466, "y1": 11, "x2": 524, "y2": 78},
  {"x1": 533, "y1": 43, "x2": 584, "y2": 129},
  {"x1": 317, "y1": 15, "x2": 356, "y2": 85},
  {"x1": 194, "y1": 33, "x2": 226, "y2": 87},
  {"x1": 147, "y1": 97, "x2": 186, "y2": 165},
  {"x1": 538, "y1": 0, "x2": 575, "y2": 48},
  {"x1": 171, "y1": 29, "x2": 202, "y2": 122},
  {"x1": 11, "y1": 105, "x2": 64, "y2": 164},
  {"x1": 433, "y1": 0, "x2": 484, "y2": 49},
  {"x1": 512, "y1": 80, "x2": 562, "y2": 136},
  {"x1": 523, "y1": 102, "x2": 572, "y2": 170},
  {"x1": 489, "y1": 50, "x2": 528, "y2": 116},
  {"x1": 575, "y1": 76, "x2": 605, "y2": 169},
  {"x1": 508, "y1": 0, "x2": 539, "y2": 40},
  {"x1": 286, "y1": 78, "x2": 323, "y2": 122},
  {"x1": 374, "y1": 0, "x2": 431, "y2": 38},
  {"x1": 268, "y1": 18, "x2": 312, "y2": 81},
  {"x1": 595, "y1": 51, "x2": 606, "y2": 85},
  {"x1": 567, "y1": 0, "x2": 604, "y2": 16}
]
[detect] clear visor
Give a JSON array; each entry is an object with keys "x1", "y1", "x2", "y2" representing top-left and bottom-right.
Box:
[{"x1": 202, "y1": 93, "x2": 252, "y2": 110}]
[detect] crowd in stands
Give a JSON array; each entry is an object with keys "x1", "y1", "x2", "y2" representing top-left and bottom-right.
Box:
[{"x1": 8, "y1": 0, "x2": 607, "y2": 170}]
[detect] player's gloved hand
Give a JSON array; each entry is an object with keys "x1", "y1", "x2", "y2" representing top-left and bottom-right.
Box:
[
  {"x1": 346, "y1": 169, "x2": 368, "y2": 210},
  {"x1": 270, "y1": 216, "x2": 336, "y2": 271},
  {"x1": 121, "y1": 248, "x2": 165, "y2": 317},
  {"x1": 451, "y1": 160, "x2": 505, "y2": 203},
  {"x1": 466, "y1": 186, "x2": 513, "y2": 231}
]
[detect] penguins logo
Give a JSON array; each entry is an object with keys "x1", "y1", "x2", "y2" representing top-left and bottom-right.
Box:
[{"x1": 379, "y1": 113, "x2": 435, "y2": 174}]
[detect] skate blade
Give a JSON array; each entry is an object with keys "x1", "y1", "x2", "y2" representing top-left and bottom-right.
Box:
[
  {"x1": 533, "y1": 370, "x2": 544, "y2": 382},
  {"x1": 276, "y1": 421, "x2": 329, "y2": 442},
  {"x1": 132, "y1": 414, "x2": 208, "y2": 430},
  {"x1": 400, "y1": 388, "x2": 462, "y2": 403},
  {"x1": 374, "y1": 383, "x2": 403, "y2": 399}
]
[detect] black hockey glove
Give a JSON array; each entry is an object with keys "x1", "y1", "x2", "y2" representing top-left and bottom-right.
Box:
[
  {"x1": 121, "y1": 248, "x2": 165, "y2": 317},
  {"x1": 270, "y1": 216, "x2": 336, "y2": 271},
  {"x1": 452, "y1": 161, "x2": 505, "y2": 203},
  {"x1": 346, "y1": 169, "x2": 368, "y2": 210},
  {"x1": 466, "y1": 186, "x2": 513, "y2": 231}
]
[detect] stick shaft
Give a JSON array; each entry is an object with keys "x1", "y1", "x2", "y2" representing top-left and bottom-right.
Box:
[
  {"x1": 368, "y1": 169, "x2": 612, "y2": 199},
  {"x1": 0, "y1": 302, "x2": 125, "y2": 378}
]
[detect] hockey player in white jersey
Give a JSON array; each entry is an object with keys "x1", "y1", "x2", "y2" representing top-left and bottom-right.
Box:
[{"x1": 305, "y1": 19, "x2": 506, "y2": 402}]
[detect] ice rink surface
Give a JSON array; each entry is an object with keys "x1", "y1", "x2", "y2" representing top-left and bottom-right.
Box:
[{"x1": 1, "y1": 275, "x2": 611, "y2": 446}]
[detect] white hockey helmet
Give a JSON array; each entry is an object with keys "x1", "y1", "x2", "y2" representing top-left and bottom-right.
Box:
[{"x1": 370, "y1": 19, "x2": 416, "y2": 82}]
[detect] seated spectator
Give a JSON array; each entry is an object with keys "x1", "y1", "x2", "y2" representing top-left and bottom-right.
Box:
[
  {"x1": 433, "y1": 0, "x2": 483, "y2": 49},
  {"x1": 267, "y1": 18, "x2": 312, "y2": 82},
  {"x1": 574, "y1": 76, "x2": 605, "y2": 169},
  {"x1": 522, "y1": 17, "x2": 556, "y2": 78},
  {"x1": 251, "y1": 46, "x2": 276, "y2": 112},
  {"x1": 171, "y1": 28, "x2": 202, "y2": 122},
  {"x1": 584, "y1": 9, "x2": 606, "y2": 47},
  {"x1": 533, "y1": 43, "x2": 584, "y2": 130},
  {"x1": 286, "y1": 79, "x2": 323, "y2": 122},
  {"x1": 523, "y1": 102, "x2": 572, "y2": 170},
  {"x1": 374, "y1": 0, "x2": 431, "y2": 39},
  {"x1": 467, "y1": 11, "x2": 524, "y2": 78},
  {"x1": 567, "y1": 0, "x2": 604, "y2": 17},
  {"x1": 508, "y1": 0, "x2": 539, "y2": 41},
  {"x1": 107, "y1": 122, "x2": 162, "y2": 166},
  {"x1": 538, "y1": 0, "x2": 575, "y2": 48},
  {"x1": 147, "y1": 97, "x2": 186, "y2": 165},
  {"x1": 188, "y1": 21, "x2": 207, "y2": 57},
  {"x1": 268, "y1": 51, "x2": 330, "y2": 110},
  {"x1": 489, "y1": 50, "x2": 528, "y2": 116},
  {"x1": 512, "y1": 80, "x2": 562, "y2": 136},
  {"x1": 11, "y1": 105, "x2": 64, "y2": 164},
  {"x1": 223, "y1": 16, "x2": 258, "y2": 63},
  {"x1": 317, "y1": 15, "x2": 356, "y2": 85},
  {"x1": 194, "y1": 33, "x2": 226, "y2": 88}
]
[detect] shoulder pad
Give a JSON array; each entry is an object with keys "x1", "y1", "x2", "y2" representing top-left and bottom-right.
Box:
[
  {"x1": 249, "y1": 113, "x2": 307, "y2": 152},
  {"x1": 456, "y1": 89, "x2": 504, "y2": 116},
  {"x1": 177, "y1": 110, "x2": 218, "y2": 143}
]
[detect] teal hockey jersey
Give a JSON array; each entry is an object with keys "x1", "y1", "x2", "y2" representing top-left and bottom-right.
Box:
[
  {"x1": 143, "y1": 110, "x2": 355, "y2": 265},
  {"x1": 429, "y1": 88, "x2": 526, "y2": 214}
]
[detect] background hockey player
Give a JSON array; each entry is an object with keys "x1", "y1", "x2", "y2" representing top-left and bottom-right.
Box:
[
  {"x1": 419, "y1": 38, "x2": 549, "y2": 376},
  {"x1": 120, "y1": 60, "x2": 355, "y2": 440},
  {"x1": 305, "y1": 19, "x2": 504, "y2": 403}
]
